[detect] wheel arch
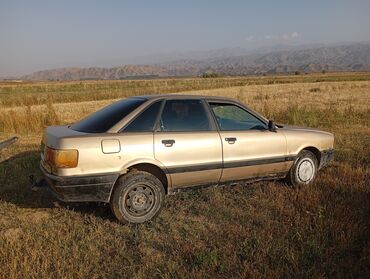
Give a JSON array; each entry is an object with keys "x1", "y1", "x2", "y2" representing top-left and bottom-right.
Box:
[
  {"x1": 127, "y1": 163, "x2": 169, "y2": 194},
  {"x1": 300, "y1": 146, "x2": 321, "y2": 165},
  {"x1": 112, "y1": 160, "x2": 170, "y2": 197}
]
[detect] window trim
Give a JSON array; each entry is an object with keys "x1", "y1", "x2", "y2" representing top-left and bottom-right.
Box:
[
  {"x1": 154, "y1": 99, "x2": 218, "y2": 133},
  {"x1": 207, "y1": 101, "x2": 268, "y2": 132}
]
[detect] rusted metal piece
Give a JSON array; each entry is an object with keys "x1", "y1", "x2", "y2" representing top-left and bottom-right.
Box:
[{"x1": 0, "y1": 137, "x2": 18, "y2": 150}]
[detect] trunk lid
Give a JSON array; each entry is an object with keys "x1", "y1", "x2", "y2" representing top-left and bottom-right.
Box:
[{"x1": 42, "y1": 125, "x2": 86, "y2": 149}]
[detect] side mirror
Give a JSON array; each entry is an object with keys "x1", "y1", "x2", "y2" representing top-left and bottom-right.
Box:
[{"x1": 268, "y1": 120, "x2": 277, "y2": 132}]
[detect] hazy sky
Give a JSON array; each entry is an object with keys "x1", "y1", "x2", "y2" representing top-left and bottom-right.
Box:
[{"x1": 1, "y1": 0, "x2": 370, "y2": 76}]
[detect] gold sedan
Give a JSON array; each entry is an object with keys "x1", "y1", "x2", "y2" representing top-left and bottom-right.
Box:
[{"x1": 36, "y1": 95, "x2": 335, "y2": 223}]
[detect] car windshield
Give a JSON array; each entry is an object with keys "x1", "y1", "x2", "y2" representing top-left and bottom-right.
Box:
[{"x1": 71, "y1": 97, "x2": 147, "y2": 133}]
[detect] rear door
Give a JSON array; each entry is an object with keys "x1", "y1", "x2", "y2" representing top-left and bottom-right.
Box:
[
  {"x1": 208, "y1": 101, "x2": 290, "y2": 182},
  {"x1": 154, "y1": 99, "x2": 223, "y2": 190}
]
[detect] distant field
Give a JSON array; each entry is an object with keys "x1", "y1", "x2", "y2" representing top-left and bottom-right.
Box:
[
  {"x1": 0, "y1": 73, "x2": 369, "y2": 278},
  {"x1": 1, "y1": 72, "x2": 370, "y2": 107}
]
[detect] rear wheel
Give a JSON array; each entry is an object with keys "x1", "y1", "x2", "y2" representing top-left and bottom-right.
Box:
[
  {"x1": 111, "y1": 170, "x2": 164, "y2": 224},
  {"x1": 287, "y1": 150, "x2": 318, "y2": 187}
]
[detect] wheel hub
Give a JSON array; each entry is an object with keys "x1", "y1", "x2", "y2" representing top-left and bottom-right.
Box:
[
  {"x1": 297, "y1": 159, "x2": 314, "y2": 182},
  {"x1": 132, "y1": 193, "x2": 147, "y2": 208},
  {"x1": 124, "y1": 185, "x2": 154, "y2": 216}
]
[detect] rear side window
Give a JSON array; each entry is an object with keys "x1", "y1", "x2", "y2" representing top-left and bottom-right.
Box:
[
  {"x1": 159, "y1": 99, "x2": 211, "y2": 131},
  {"x1": 123, "y1": 101, "x2": 162, "y2": 132},
  {"x1": 71, "y1": 98, "x2": 146, "y2": 133}
]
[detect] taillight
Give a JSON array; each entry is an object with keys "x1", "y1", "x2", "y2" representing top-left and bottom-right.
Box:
[{"x1": 45, "y1": 147, "x2": 78, "y2": 168}]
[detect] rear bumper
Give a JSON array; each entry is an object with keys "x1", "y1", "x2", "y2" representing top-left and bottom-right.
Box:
[
  {"x1": 319, "y1": 148, "x2": 335, "y2": 169},
  {"x1": 39, "y1": 163, "x2": 119, "y2": 202}
]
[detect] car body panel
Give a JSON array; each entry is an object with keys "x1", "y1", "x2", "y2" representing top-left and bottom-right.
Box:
[
  {"x1": 154, "y1": 131, "x2": 223, "y2": 188},
  {"x1": 218, "y1": 129, "x2": 289, "y2": 182},
  {"x1": 281, "y1": 126, "x2": 334, "y2": 154}
]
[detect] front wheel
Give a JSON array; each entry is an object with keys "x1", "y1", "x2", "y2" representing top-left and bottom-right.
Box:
[
  {"x1": 287, "y1": 150, "x2": 318, "y2": 187},
  {"x1": 110, "y1": 170, "x2": 165, "y2": 224}
]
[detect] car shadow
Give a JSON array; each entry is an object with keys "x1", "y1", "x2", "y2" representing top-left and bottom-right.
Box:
[
  {"x1": 0, "y1": 149, "x2": 290, "y2": 223},
  {"x1": 0, "y1": 150, "x2": 116, "y2": 221}
]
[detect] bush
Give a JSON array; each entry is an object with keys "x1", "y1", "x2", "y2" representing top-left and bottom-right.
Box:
[{"x1": 201, "y1": 72, "x2": 220, "y2": 78}]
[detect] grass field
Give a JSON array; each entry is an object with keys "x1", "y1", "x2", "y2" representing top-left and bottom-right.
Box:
[{"x1": 0, "y1": 73, "x2": 369, "y2": 278}]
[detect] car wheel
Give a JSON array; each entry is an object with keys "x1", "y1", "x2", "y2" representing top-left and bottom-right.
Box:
[
  {"x1": 110, "y1": 170, "x2": 165, "y2": 224},
  {"x1": 287, "y1": 150, "x2": 318, "y2": 187}
]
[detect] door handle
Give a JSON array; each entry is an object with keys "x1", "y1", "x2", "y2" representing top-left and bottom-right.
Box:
[
  {"x1": 162, "y1": 139, "x2": 175, "y2": 147},
  {"x1": 225, "y1": 137, "x2": 237, "y2": 144}
]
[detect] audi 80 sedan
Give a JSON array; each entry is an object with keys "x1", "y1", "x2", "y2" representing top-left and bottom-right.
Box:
[{"x1": 37, "y1": 95, "x2": 334, "y2": 223}]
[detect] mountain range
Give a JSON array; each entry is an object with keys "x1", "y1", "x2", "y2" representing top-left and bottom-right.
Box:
[{"x1": 20, "y1": 42, "x2": 370, "y2": 80}]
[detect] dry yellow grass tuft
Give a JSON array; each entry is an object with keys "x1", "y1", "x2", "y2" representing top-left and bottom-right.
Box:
[
  {"x1": 0, "y1": 102, "x2": 59, "y2": 134},
  {"x1": 0, "y1": 73, "x2": 369, "y2": 278}
]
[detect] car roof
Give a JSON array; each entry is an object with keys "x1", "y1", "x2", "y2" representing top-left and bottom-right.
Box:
[
  {"x1": 130, "y1": 94, "x2": 268, "y2": 123},
  {"x1": 106, "y1": 93, "x2": 268, "y2": 132},
  {"x1": 134, "y1": 94, "x2": 238, "y2": 102}
]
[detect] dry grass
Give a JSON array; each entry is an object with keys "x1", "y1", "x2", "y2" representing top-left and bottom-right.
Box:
[
  {"x1": 1, "y1": 72, "x2": 370, "y2": 107},
  {"x1": 0, "y1": 74, "x2": 369, "y2": 278}
]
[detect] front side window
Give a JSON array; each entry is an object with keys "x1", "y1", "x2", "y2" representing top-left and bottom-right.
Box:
[
  {"x1": 210, "y1": 103, "x2": 267, "y2": 131},
  {"x1": 159, "y1": 100, "x2": 211, "y2": 132},
  {"x1": 123, "y1": 101, "x2": 162, "y2": 132}
]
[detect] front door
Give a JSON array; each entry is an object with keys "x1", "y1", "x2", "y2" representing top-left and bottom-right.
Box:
[
  {"x1": 154, "y1": 99, "x2": 223, "y2": 189},
  {"x1": 208, "y1": 102, "x2": 290, "y2": 182}
]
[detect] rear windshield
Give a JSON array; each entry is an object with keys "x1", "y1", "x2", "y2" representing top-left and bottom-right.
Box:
[{"x1": 71, "y1": 98, "x2": 146, "y2": 133}]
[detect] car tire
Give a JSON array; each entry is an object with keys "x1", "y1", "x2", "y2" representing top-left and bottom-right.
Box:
[
  {"x1": 110, "y1": 170, "x2": 165, "y2": 224},
  {"x1": 287, "y1": 150, "x2": 318, "y2": 188}
]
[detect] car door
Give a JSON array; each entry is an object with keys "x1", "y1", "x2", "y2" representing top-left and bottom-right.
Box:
[
  {"x1": 208, "y1": 101, "x2": 290, "y2": 182},
  {"x1": 154, "y1": 99, "x2": 223, "y2": 190}
]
